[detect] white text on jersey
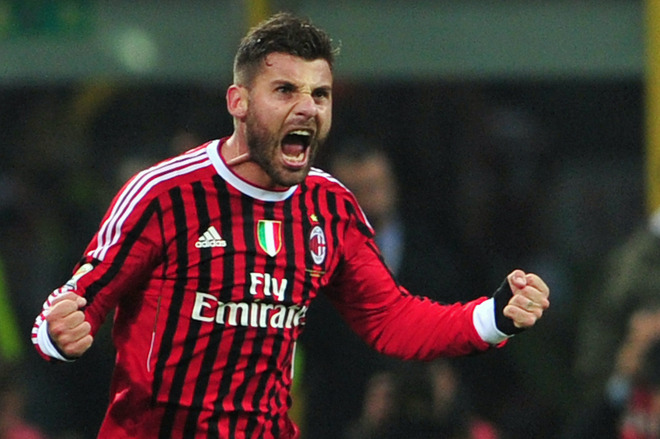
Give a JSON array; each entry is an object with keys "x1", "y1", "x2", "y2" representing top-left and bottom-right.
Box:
[
  {"x1": 249, "y1": 272, "x2": 287, "y2": 301},
  {"x1": 191, "y1": 292, "x2": 307, "y2": 329}
]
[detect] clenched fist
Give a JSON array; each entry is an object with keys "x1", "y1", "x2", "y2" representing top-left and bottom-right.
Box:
[
  {"x1": 503, "y1": 269, "x2": 550, "y2": 329},
  {"x1": 45, "y1": 292, "x2": 94, "y2": 358}
]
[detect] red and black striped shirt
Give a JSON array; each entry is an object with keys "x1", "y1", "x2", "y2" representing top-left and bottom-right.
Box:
[{"x1": 33, "y1": 139, "x2": 495, "y2": 439}]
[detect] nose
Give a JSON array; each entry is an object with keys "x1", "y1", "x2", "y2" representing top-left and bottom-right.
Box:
[{"x1": 294, "y1": 92, "x2": 319, "y2": 118}]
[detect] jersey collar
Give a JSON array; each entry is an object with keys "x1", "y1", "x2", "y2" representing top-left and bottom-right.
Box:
[{"x1": 207, "y1": 139, "x2": 299, "y2": 202}]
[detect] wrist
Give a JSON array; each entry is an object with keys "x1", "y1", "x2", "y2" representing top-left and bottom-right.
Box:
[
  {"x1": 37, "y1": 322, "x2": 75, "y2": 362},
  {"x1": 493, "y1": 278, "x2": 525, "y2": 335},
  {"x1": 473, "y1": 298, "x2": 511, "y2": 345}
]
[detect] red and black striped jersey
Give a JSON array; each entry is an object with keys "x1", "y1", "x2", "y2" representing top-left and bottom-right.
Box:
[{"x1": 32, "y1": 139, "x2": 501, "y2": 439}]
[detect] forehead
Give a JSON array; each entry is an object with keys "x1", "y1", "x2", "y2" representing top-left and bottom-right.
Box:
[{"x1": 257, "y1": 52, "x2": 333, "y2": 87}]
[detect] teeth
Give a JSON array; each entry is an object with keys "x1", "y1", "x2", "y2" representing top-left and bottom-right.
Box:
[{"x1": 289, "y1": 130, "x2": 311, "y2": 136}]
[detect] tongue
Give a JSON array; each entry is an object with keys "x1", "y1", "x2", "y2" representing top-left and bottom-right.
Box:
[{"x1": 282, "y1": 142, "x2": 305, "y2": 157}]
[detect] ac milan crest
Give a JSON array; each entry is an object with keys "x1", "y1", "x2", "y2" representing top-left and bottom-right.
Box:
[{"x1": 309, "y1": 225, "x2": 326, "y2": 265}]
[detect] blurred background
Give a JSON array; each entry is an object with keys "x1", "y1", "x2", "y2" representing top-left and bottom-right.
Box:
[{"x1": 0, "y1": 1, "x2": 654, "y2": 438}]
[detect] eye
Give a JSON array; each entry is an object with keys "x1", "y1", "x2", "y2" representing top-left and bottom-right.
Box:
[
  {"x1": 276, "y1": 83, "x2": 295, "y2": 94},
  {"x1": 313, "y1": 87, "x2": 331, "y2": 100}
]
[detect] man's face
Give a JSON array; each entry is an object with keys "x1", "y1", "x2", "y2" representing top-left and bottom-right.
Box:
[
  {"x1": 332, "y1": 153, "x2": 398, "y2": 230},
  {"x1": 244, "y1": 52, "x2": 333, "y2": 188}
]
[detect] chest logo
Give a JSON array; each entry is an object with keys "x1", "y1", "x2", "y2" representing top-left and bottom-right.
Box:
[
  {"x1": 309, "y1": 225, "x2": 326, "y2": 265},
  {"x1": 257, "y1": 220, "x2": 282, "y2": 257},
  {"x1": 196, "y1": 226, "x2": 227, "y2": 248}
]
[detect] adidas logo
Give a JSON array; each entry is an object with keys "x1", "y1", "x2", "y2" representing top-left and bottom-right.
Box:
[{"x1": 195, "y1": 226, "x2": 227, "y2": 248}]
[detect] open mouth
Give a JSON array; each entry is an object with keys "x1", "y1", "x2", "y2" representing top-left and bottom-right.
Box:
[{"x1": 281, "y1": 129, "x2": 312, "y2": 168}]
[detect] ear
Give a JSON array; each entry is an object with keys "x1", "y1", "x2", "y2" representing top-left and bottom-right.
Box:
[{"x1": 226, "y1": 85, "x2": 248, "y2": 119}]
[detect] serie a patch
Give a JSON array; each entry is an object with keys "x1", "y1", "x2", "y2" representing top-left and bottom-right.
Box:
[{"x1": 65, "y1": 263, "x2": 95, "y2": 289}]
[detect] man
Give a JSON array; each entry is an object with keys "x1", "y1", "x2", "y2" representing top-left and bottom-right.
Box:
[{"x1": 31, "y1": 13, "x2": 549, "y2": 439}]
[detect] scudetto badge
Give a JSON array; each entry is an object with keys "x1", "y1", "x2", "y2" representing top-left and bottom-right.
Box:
[
  {"x1": 257, "y1": 220, "x2": 282, "y2": 257},
  {"x1": 309, "y1": 225, "x2": 326, "y2": 265}
]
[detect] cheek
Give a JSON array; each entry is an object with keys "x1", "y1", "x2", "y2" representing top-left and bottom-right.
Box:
[
  {"x1": 252, "y1": 98, "x2": 286, "y2": 121},
  {"x1": 318, "y1": 108, "x2": 332, "y2": 134},
  {"x1": 248, "y1": 107, "x2": 281, "y2": 138}
]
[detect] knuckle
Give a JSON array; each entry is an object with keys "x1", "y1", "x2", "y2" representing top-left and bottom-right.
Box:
[
  {"x1": 59, "y1": 333, "x2": 75, "y2": 346},
  {"x1": 48, "y1": 322, "x2": 65, "y2": 337}
]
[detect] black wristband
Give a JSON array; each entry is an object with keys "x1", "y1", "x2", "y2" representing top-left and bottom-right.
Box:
[{"x1": 493, "y1": 278, "x2": 525, "y2": 336}]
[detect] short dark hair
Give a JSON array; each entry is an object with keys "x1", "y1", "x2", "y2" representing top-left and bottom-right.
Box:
[{"x1": 233, "y1": 12, "x2": 337, "y2": 86}]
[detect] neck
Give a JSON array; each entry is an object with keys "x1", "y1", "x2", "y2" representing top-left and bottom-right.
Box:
[
  {"x1": 222, "y1": 134, "x2": 250, "y2": 166},
  {"x1": 225, "y1": 151, "x2": 251, "y2": 166},
  {"x1": 221, "y1": 134, "x2": 281, "y2": 189}
]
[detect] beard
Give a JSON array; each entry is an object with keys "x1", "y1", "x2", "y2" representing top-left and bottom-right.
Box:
[{"x1": 245, "y1": 112, "x2": 325, "y2": 188}]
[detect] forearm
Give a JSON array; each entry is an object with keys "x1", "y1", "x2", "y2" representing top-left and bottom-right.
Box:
[{"x1": 340, "y1": 292, "x2": 505, "y2": 360}]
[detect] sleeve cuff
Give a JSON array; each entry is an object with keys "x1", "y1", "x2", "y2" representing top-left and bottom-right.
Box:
[
  {"x1": 473, "y1": 298, "x2": 512, "y2": 345},
  {"x1": 37, "y1": 321, "x2": 74, "y2": 362}
]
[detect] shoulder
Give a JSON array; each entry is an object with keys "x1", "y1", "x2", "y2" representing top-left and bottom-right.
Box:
[
  {"x1": 306, "y1": 167, "x2": 352, "y2": 197},
  {"x1": 305, "y1": 167, "x2": 373, "y2": 230},
  {"x1": 116, "y1": 142, "x2": 216, "y2": 203},
  {"x1": 305, "y1": 167, "x2": 361, "y2": 209}
]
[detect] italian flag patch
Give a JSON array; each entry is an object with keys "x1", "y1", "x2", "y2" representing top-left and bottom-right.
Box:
[{"x1": 257, "y1": 220, "x2": 282, "y2": 257}]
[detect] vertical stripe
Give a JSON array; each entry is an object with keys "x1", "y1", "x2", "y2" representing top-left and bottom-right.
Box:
[
  {"x1": 299, "y1": 183, "x2": 313, "y2": 298},
  {"x1": 210, "y1": 191, "x2": 255, "y2": 437},
  {"x1": 272, "y1": 193, "x2": 300, "y2": 437},
  {"x1": 327, "y1": 192, "x2": 341, "y2": 268},
  {"x1": 345, "y1": 198, "x2": 373, "y2": 238},
  {"x1": 206, "y1": 178, "x2": 235, "y2": 439},
  {"x1": 230, "y1": 194, "x2": 259, "y2": 436},
  {"x1": 193, "y1": 181, "x2": 213, "y2": 294},
  {"x1": 241, "y1": 201, "x2": 278, "y2": 437},
  {"x1": 182, "y1": 181, "x2": 214, "y2": 436},
  {"x1": 147, "y1": 201, "x2": 167, "y2": 373},
  {"x1": 154, "y1": 201, "x2": 169, "y2": 282},
  {"x1": 157, "y1": 187, "x2": 196, "y2": 438},
  {"x1": 235, "y1": 198, "x2": 274, "y2": 431}
]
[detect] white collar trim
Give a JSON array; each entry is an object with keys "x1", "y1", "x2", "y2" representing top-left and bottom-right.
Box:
[{"x1": 207, "y1": 139, "x2": 298, "y2": 202}]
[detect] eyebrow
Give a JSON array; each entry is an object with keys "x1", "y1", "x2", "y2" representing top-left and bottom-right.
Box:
[{"x1": 271, "y1": 79, "x2": 332, "y2": 92}]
